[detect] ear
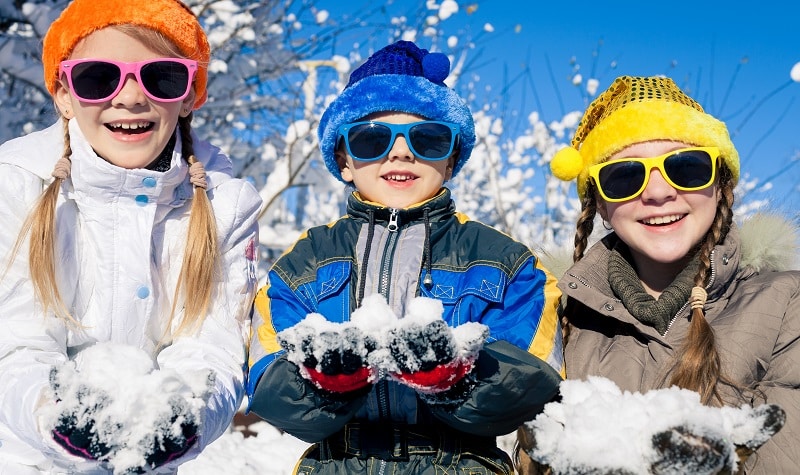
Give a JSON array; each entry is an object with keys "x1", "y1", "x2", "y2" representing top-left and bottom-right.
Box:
[
  {"x1": 180, "y1": 88, "x2": 197, "y2": 118},
  {"x1": 53, "y1": 80, "x2": 74, "y2": 119},
  {"x1": 444, "y1": 154, "x2": 457, "y2": 181},
  {"x1": 337, "y1": 149, "x2": 354, "y2": 183}
]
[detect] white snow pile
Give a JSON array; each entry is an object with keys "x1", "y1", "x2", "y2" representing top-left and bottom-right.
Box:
[
  {"x1": 524, "y1": 376, "x2": 784, "y2": 475},
  {"x1": 39, "y1": 342, "x2": 213, "y2": 473},
  {"x1": 178, "y1": 421, "x2": 310, "y2": 474}
]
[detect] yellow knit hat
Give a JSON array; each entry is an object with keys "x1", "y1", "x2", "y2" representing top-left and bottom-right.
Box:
[
  {"x1": 42, "y1": 0, "x2": 210, "y2": 109},
  {"x1": 550, "y1": 76, "x2": 739, "y2": 200}
]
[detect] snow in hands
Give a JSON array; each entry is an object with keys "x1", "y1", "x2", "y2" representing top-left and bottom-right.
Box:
[
  {"x1": 523, "y1": 376, "x2": 785, "y2": 475},
  {"x1": 277, "y1": 294, "x2": 489, "y2": 394},
  {"x1": 42, "y1": 342, "x2": 215, "y2": 474}
]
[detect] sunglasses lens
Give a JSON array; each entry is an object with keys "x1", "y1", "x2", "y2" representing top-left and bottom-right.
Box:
[
  {"x1": 664, "y1": 150, "x2": 714, "y2": 188},
  {"x1": 598, "y1": 161, "x2": 646, "y2": 200},
  {"x1": 408, "y1": 122, "x2": 454, "y2": 160},
  {"x1": 70, "y1": 61, "x2": 121, "y2": 101},
  {"x1": 346, "y1": 123, "x2": 393, "y2": 160},
  {"x1": 140, "y1": 61, "x2": 191, "y2": 100}
]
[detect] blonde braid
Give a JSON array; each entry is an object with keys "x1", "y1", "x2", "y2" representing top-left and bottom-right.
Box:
[
  {"x1": 11, "y1": 117, "x2": 78, "y2": 324},
  {"x1": 167, "y1": 115, "x2": 219, "y2": 338}
]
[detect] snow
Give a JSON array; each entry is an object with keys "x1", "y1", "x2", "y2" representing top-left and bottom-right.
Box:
[
  {"x1": 41, "y1": 343, "x2": 212, "y2": 473},
  {"x1": 277, "y1": 295, "x2": 488, "y2": 375},
  {"x1": 178, "y1": 422, "x2": 310, "y2": 474},
  {"x1": 524, "y1": 376, "x2": 782, "y2": 474}
]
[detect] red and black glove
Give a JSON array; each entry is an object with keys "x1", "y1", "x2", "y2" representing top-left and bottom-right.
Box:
[
  {"x1": 278, "y1": 315, "x2": 375, "y2": 393},
  {"x1": 387, "y1": 319, "x2": 487, "y2": 394}
]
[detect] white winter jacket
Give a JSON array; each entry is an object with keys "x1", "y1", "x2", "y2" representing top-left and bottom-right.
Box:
[{"x1": 0, "y1": 120, "x2": 262, "y2": 474}]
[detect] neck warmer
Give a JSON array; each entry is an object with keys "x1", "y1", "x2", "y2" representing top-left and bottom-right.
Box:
[
  {"x1": 607, "y1": 243, "x2": 699, "y2": 335},
  {"x1": 146, "y1": 132, "x2": 177, "y2": 172}
]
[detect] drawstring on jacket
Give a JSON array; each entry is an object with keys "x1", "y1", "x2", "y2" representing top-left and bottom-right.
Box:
[
  {"x1": 422, "y1": 207, "x2": 433, "y2": 289},
  {"x1": 357, "y1": 209, "x2": 375, "y2": 305}
]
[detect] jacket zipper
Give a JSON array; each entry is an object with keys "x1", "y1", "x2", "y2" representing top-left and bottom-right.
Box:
[
  {"x1": 664, "y1": 250, "x2": 717, "y2": 337},
  {"x1": 376, "y1": 208, "x2": 400, "y2": 475}
]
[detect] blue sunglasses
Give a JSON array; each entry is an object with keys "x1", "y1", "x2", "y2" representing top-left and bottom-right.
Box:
[{"x1": 337, "y1": 120, "x2": 460, "y2": 161}]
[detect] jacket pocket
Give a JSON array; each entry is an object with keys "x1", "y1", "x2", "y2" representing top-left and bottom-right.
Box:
[
  {"x1": 296, "y1": 260, "x2": 352, "y2": 321},
  {"x1": 418, "y1": 264, "x2": 507, "y2": 325}
]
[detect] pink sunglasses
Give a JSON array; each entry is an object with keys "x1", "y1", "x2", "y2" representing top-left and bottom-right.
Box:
[{"x1": 59, "y1": 58, "x2": 197, "y2": 103}]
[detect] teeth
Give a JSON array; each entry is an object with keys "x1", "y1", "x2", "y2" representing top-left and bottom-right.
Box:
[
  {"x1": 386, "y1": 174, "x2": 413, "y2": 181},
  {"x1": 643, "y1": 214, "x2": 683, "y2": 225},
  {"x1": 109, "y1": 122, "x2": 150, "y2": 130}
]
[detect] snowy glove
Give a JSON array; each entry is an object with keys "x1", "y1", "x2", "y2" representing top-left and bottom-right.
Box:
[
  {"x1": 42, "y1": 343, "x2": 213, "y2": 473},
  {"x1": 50, "y1": 367, "x2": 116, "y2": 461},
  {"x1": 650, "y1": 426, "x2": 731, "y2": 475},
  {"x1": 278, "y1": 313, "x2": 375, "y2": 393},
  {"x1": 650, "y1": 403, "x2": 785, "y2": 475},
  {"x1": 385, "y1": 299, "x2": 488, "y2": 394},
  {"x1": 123, "y1": 395, "x2": 199, "y2": 474}
]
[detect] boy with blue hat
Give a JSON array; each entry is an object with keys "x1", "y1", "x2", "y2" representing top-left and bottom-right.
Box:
[{"x1": 247, "y1": 40, "x2": 563, "y2": 473}]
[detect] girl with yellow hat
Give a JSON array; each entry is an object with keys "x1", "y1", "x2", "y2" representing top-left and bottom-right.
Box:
[
  {"x1": 0, "y1": 0, "x2": 262, "y2": 472},
  {"x1": 518, "y1": 76, "x2": 798, "y2": 474}
]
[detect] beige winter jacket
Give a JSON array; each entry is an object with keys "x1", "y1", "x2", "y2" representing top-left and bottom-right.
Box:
[{"x1": 558, "y1": 217, "x2": 800, "y2": 474}]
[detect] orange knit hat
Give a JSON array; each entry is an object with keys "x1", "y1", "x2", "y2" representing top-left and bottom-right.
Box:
[{"x1": 42, "y1": 0, "x2": 210, "y2": 109}]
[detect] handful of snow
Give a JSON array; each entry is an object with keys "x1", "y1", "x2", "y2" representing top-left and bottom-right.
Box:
[
  {"x1": 278, "y1": 295, "x2": 489, "y2": 393},
  {"x1": 41, "y1": 342, "x2": 214, "y2": 473},
  {"x1": 523, "y1": 376, "x2": 785, "y2": 475}
]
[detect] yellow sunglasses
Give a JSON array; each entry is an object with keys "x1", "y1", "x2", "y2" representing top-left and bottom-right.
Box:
[{"x1": 588, "y1": 147, "x2": 720, "y2": 202}]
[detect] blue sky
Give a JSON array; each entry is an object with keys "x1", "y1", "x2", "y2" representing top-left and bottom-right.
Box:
[{"x1": 445, "y1": 0, "x2": 800, "y2": 207}]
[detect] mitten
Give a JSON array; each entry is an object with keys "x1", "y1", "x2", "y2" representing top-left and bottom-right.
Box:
[
  {"x1": 49, "y1": 366, "x2": 117, "y2": 461},
  {"x1": 650, "y1": 403, "x2": 786, "y2": 474},
  {"x1": 278, "y1": 314, "x2": 375, "y2": 393},
  {"x1": 123, "y1": 395, "x2": 199, "y2": 474},
  {"x1": 650, "y1": 426, "x2": 730, "y2": 475},
  {"x1": 731, "y1": 403, "x2": 786, "y2": 466},
  {"x1": 386, "y1": 304, "x2": 488, "y2": 394}
]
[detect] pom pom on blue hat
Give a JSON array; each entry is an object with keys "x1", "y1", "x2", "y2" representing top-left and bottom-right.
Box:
[{"x1": 319, "y1": 40, "x2": 475, "y2": 182}]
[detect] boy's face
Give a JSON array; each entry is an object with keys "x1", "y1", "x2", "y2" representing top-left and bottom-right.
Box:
[{"x1": 338, "y1": 112, "x2": 454, "y2": 209}]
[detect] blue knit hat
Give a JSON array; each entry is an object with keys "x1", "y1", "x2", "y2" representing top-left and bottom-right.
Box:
[{"x1": 318, "y1": 40, "x2": 476, "y2": 182}]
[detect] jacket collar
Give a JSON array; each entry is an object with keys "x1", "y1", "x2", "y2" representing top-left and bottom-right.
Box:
[
  {"x1": 346, "y1": 187, "x2": 456, "y2": 226},
  {"x1": 67, "y1": 119, "x2": 192, "y2": 206}
]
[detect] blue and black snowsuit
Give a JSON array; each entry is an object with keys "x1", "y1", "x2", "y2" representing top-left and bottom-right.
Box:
[{"x1": 248, "y1": 188, "x2": 563, "y2": 474}]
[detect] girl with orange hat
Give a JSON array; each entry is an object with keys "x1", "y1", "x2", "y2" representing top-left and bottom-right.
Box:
[
  {"x1": 517, "y1": 76, "x2": 799, "y2": 473},
  {"x1": 0, "y1": 0, "x2": 261, "y2": 472}
]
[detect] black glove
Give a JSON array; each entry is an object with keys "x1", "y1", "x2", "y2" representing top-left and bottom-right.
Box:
[
  {"x1": 650, "y1": 426, "x2": 730, "y2": 475},
  {"x1": 650, "y1": 403, "x2": 786, "y2": 474},
  {"x1": 49, "y1": 367, "x2": 116, "y2": 461},
  {"x1": 278, "y1": 316, "x2": 375, "y2": 393},
  {"x1": 124, "y1": 395, "x2": 199, "y2": 474}
]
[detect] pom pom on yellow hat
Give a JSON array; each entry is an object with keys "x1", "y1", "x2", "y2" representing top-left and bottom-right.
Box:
[
  {"x1": 42, "y1": 0, "x2": 210, "y2": 110},
  {"x1": 550, "y1": 76, "x2": 739, "y2": 200}
]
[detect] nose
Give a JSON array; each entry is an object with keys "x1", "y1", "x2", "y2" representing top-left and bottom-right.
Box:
[
  {"x1": 111, "y1": 73, "x2": 148, "y2": 107},
  {"x1": 639, "y1": 168, "x2": 677, "y2": 202},
  {"x1": 386, "y1": 134, "x2": 414, "y2": 162}
]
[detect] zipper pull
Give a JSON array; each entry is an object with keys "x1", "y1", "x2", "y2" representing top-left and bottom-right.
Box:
[{"x1": 387, "y1": 208, "x2": 399, "y2": 232}]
